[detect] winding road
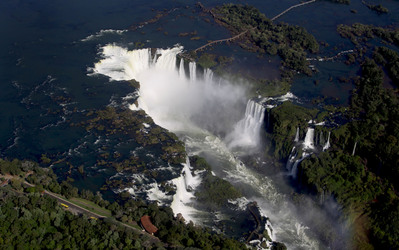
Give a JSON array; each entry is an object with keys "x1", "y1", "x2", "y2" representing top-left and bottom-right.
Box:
[{"x1": 1, "y1": 174, "x2": 162, "y2": 244}]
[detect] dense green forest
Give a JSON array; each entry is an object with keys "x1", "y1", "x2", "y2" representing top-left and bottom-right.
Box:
[
  {"x1": 0, "y1": 159, "x2": 249, "y2": 249},
  {"x1": 299, "y1": 58, "x2": 399, "y2": 249},
  {"x1": 267, "y1": 49, "x2": 399, "y2": 248}
]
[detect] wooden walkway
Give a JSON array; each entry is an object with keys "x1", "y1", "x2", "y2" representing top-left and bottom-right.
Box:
[
  {"x1": 271, "y1": 0, "x2": 316, "y2": 21},
  {"x1": 192, "y1": 0, "x2": 317, "y2": 53},
  {"x1": 193, "y1": 29, "x2": 251, "y2": 53}
]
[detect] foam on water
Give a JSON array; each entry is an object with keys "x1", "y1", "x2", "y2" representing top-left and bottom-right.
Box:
[
  {"x1": 184, "y1": 129, "x2": 320, "y2": 249},
  {"x1": 147, "y1": 183, "x2": 172, "y2": 205},
  {"x1": 170, "y1": 171, "x2": 199, "y2": 223},
  {"x1": 81, "y1": 29, "x2": 128, "y2": 42},
  {"x1": 92, "y1": 45, "x2": 321, "y2": 248}
]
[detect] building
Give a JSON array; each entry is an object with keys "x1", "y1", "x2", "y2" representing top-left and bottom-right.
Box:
[{"x1": 140, "y1": 215, "x2": 158, "y2": 235}]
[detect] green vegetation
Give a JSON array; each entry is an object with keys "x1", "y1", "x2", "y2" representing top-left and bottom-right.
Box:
[
  {"x1": 267, "y1": 102, "x2": 318, "y2": 159},
  {"x1": 79, "y1": 106, "x2": 186, "y2": 166},
  {"x1": 264, "y1": 38, "x2": 399, "y2": 247},
  {"x1": 300, "y1": 151, "x2": 386, "y2": 207},
  {"x1": 337, "y1": 23, "x2": 399, "y2": 47},
  {"x1": 197, "y1": 53, "x2": 218, "y2": 69},
  {"x1": 214, "y1": 4, "x2": 319, "y2": 75},
  {"x1": 373, "y1": 46, "x2": 399, "y2": 87},
  {"x1": 0, "y1": 188, "x2": 159, "y2": 249},
  {"x1": 212, "y1": 4, "x2": 319, "y2": 95},
  {"x1": 113, "y1": 195, "x2": 247, "y2": 249},
  {"x1": 69, "y1": 197, "x2": 112, "y2": 217},
  {"x1": 248, "y1": 77, "x2": 292, "y2": 97},
  {"x1": 363, "y1": 1, "x2": 389, "y2": 14},
  {"x1": 0, "y1": 158, "x2": 248, "y2": 249},
  {"x1": 295, "y1": 59, "x2": 399, "y2": 249},
  {"x1": 190, "y1": 156, "x2": 242, "y2": 209}
]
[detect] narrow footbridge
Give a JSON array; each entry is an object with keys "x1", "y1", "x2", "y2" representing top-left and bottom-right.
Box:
[
  {"x1": 271, "y1": 0, "x2": 316, "y2": 21},
  {"x1": 192, "y1": 0, "x2": 317, "y2": 53}
]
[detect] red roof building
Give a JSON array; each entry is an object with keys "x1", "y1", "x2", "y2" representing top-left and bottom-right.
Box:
[{"x1": 140, "y1": 215, "x2": 158, "y2": 235}]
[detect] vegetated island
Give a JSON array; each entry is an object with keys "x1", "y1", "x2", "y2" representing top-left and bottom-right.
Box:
[
  {"x1": 362, "y1": 1, "x2": 389, "y2": 14},
  {"x1": 194, "y1": 3, "x2": 319, "y2": 96}
]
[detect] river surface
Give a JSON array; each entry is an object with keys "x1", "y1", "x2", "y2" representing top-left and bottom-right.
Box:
[{"x1": 1, "y1": 0, "x2": 398, "y2": 249}]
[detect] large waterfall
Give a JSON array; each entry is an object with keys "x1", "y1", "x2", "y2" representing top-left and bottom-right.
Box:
[
  {"x1": 287, "y1": 127, "x2": 332, "y2": 178},
  {"x1": 225, "y1": 99, "x2": 265, "y2": 150},
  {"x1": 303, "y1": 128, "x2": 315, "y2": 150},
  {"x1": 91, "y1": 44, "x2": 322, "y2": 249}
]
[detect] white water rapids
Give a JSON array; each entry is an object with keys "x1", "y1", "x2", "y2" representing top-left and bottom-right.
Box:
[{"x1": 90, "y1": 44, "x2": 321, "y2": 249}]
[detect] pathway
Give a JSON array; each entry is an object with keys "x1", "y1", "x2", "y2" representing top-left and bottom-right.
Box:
[
  {"x1": 271, "y1": 0, "x2": 316, "y2": 21},
  {"x1": 1, "y1": 173, "x2": 162, "y2": 244},
  {"x1": 192, "y1": 0, "x2": 316, "y2": 53}
]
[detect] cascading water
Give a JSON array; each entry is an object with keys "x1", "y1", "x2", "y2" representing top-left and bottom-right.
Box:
[
  {"x1": 323, "y1": 132, "x2": 331, "y2": 151},
  {"x1": 179, "y1": 58, "x2": 185, "y2": 79},
  {"x1": 189, "y1": 61, "x2": 196, "y2": 82},
  {"x1": 204, "y1": 68, "x2": 213, "y2": 83},
  {"x1": 286, "y1": 127, "x2": 316, "y2": 177},
  {"x1": 290, "y1": 153, "x2": 309, "y2": 177},
  {"x1": 225, "y1": 99, "x2": 265, "y2": 150},
  {"x1": 352, "y1": 141, "x2": 357, "y2": 156},
  {"x1": 303, "y1": 128, "x2": 315, "y2": 150},
  {"x1": 286, "y1": 147, "x2": 297, "y2": 172},
  {"x1": 170, "y1": 157, "x2": 202, "y2": 222},
  {"x1": 294, "y1": 127, "x2": 299, "y2": 142},
  {"x1": 154, "y1": 47, "x2": 179, "y2": 71},
  {"x1": 91, "y1": 44, "x2": 323, "y2": 249}
]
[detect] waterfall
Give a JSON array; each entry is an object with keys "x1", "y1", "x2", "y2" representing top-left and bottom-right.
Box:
[
  {"x1": 352, "y1": 141, "x2": 357, "y2": 156},
  {"x1": 179, "y1": 58, "x2": 185, "y2": 79},
  {"x1": 91, "y1": 46, "x2": 152, "y2": 81},
  {"x1": 290, "y1": 153, "x2": 309, "y2": 178},
  {"x1": 182, "y1": 157, "x2": 201, "y2": 191},
  {"x1": 189, "y1": 62, "x2": 196, "y2": 82},
  {"x1": 286, "y1": 127, "x2": 315, "y2": 177},
  {"x1": 294, "y1": 127, "x2": 299, "y2": 142},
  {"x1": 286, "y1": 147, "x2": 297, "y2": 172},
  {"x1": 286, "y1": 146, "x2": 309, "y2": 178},
  {"x1": 303, "y1": 128, "x2": 315, "y2": 150},
  {"x1": 92, "y1": 44, "x2": 322, "y2": 249},
  {"x1": 154, "y1": 47, "x2": 180, "y2": 71},
  {"x1": 323, "y1": 132, "x2": 331, "y2": 151},
  {"x1": 226, "y1": 99, "x2": 265, "y2": 149},
  {"x1": 204, "y1": 68, "x2": 213, "y2": 83}
]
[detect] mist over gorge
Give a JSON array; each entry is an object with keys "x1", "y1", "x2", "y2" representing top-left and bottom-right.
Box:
[
  {"x1": 1, "y1": 0, "x2": 399, "y2": 249},
  {"x1": 90, "y1": 44, "x2": 350, "y2": 249}
]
